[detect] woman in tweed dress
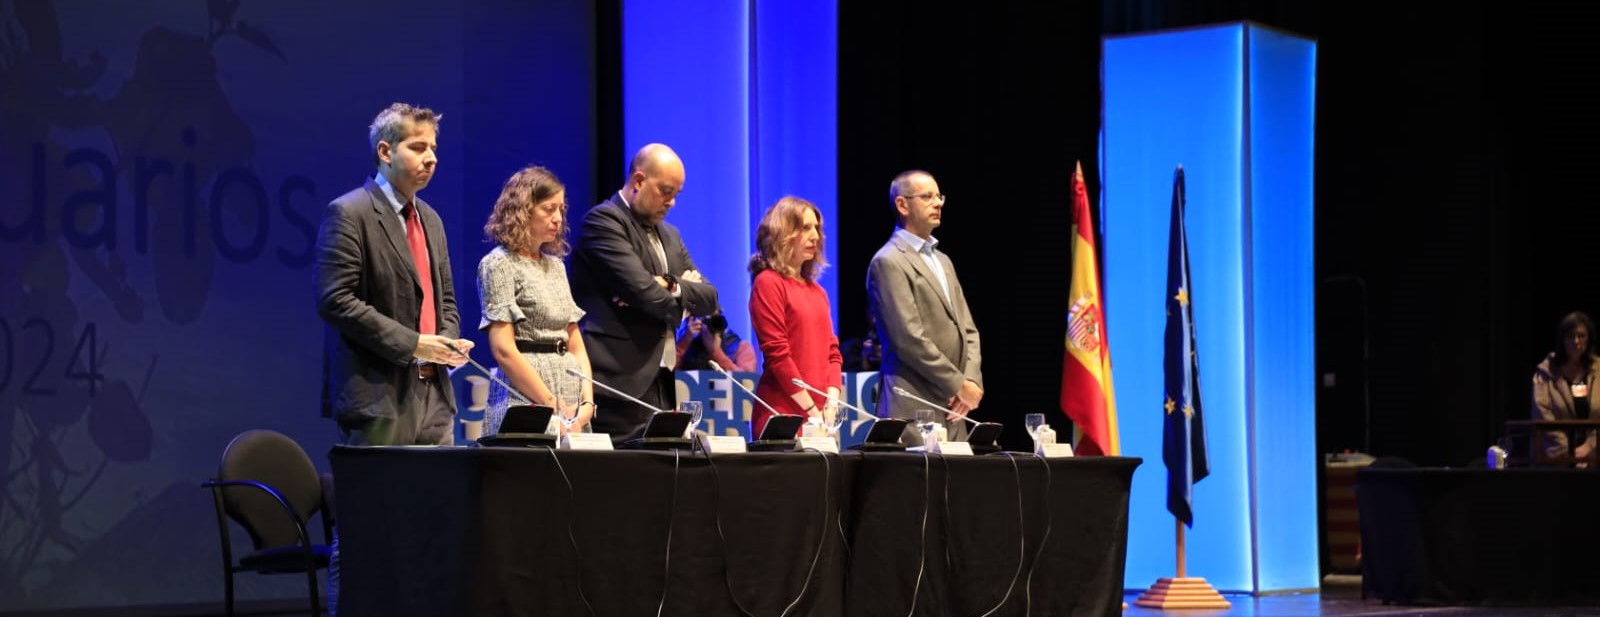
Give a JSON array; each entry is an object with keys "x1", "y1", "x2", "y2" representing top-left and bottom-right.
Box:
[{"x1": 477, "y1": 166, "x2": 594, "y2": 435}]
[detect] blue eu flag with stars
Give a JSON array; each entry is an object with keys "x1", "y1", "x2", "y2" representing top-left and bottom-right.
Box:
[{"x1": 1163, "y1": 166, "x2": 1210, "y2": 527}]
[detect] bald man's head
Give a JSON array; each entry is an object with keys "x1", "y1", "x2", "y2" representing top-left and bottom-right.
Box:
[{"x1": 622, "y1": 143, "x2": 686, "y2": 226}]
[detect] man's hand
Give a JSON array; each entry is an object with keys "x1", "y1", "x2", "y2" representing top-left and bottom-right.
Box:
[
  {"x1": 416, "y1": 335, "x2": 473, "y2": 366},
  {"x1": 680, "y1": 270, "x2": 705, "y2": 284},
  {"x1": 654, "y1": 276, "x2": 671, "y2": 289},
  {"x1": 949, "y1": 380, "x2": 983, "y2": 416}
]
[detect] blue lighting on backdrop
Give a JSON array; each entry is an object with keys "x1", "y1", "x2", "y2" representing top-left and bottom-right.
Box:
[
  {"x1": 1246, "y1": 25, "x2": 1318, "y2": 592},
  {"x1": 1102, "y1": 22, "x2": 1317, "y2": 593},
  {"x1": 623, "y1": 0, "x2": 838, "y2": 342}
]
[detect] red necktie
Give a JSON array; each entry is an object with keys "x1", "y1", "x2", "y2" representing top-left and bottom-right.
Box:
[{"x1": 403, "y1": 203, "x2": 437, "y2": 335}]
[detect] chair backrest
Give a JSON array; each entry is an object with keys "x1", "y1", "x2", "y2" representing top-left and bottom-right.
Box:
[{"x1": 217, "y1": 429, "x2": 323, "y2": 550}]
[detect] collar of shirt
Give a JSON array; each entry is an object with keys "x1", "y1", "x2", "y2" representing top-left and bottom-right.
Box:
[
  {"x1": 894, "y1": 227, "x2": 940, "y2": 255},
  {"x1": 375, "y1": 173, "x2": 408, "y2": 215}
]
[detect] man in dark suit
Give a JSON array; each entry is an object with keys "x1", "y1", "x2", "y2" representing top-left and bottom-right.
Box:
[
  {"x1": 316, "y1": 102, "x2": 474, "y2": 447},
  {"x1": 868, "y1": 169, "x2": 983, "y2": 444},
  {"x1": 316, "y1": 102, "x2": 475, "y2": 617},
  {"x1": 569, "y1": 143, "x2": 718, "y2": 442}
]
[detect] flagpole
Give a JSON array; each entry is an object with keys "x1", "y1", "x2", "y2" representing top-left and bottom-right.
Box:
[
  {"x1": 1133, "y1": 164, "x2": 1229, "y2": 610},
  {"x1": 1134, "y1": 517, "x2": 1228, "y2": 609},
  {"x1": 1176, "y1": 518, "x2": 1187, "y2": 579}
]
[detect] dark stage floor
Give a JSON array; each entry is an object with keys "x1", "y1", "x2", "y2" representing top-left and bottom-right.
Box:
[
  {"x1": 1120, "y1": 577, "x2": 1600, "y2": 617},
  {"x1": 47, "y1": 577, "x2": 1600, "y2": 617}
]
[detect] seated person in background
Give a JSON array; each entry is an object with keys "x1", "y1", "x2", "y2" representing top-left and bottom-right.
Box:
[
  {"x1": 1532, "y1": 311, "x2": 1600, "y2": 465},
  {"x1": 840, "y1": 312, "x2": 883, "y2": 372},
  {"x1": 676, "y1": 310, "x2": 757, "y2": 373}
]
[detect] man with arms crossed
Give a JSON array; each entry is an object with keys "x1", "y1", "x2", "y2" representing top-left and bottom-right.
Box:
[{"x1": 569, "y1": 143, "x2": 718, "y2": 442}]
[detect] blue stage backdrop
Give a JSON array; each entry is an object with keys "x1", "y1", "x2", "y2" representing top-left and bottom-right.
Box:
[
  {"x1": 621, "y1": 0, "x2": 838, "y2": 342},
  {"x1": 0, "y1": 0, "x2": 596, "y2": 611},
  {"x1": 1102, "y1": 23, "x2": 1317, "y2": 594}
]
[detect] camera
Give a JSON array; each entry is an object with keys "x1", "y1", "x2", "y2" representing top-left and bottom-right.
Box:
[{"x1": 703, "y1": 314, "x2": 728, "y2": 334}]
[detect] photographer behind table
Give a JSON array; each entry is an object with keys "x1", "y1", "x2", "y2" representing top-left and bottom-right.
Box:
[{"x1": 675, "y1": 309, "x2": 757, "y2": 373}]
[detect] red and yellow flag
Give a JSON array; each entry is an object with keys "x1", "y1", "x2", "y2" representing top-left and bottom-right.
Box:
[{"x1": 1060, "y1": 161, "x2": 1120, "y2": 455}]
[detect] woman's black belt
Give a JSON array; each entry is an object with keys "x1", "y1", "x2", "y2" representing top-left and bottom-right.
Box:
[{"x1": 516, "y1": 340, "x2": 568, "y2": 355}]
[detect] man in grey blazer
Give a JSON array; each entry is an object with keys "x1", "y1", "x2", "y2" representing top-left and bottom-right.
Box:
[
  {"x1": 316, "y1": 102, "x2": 474, "y2": 447},
  {"x1": 867, "y1": 170, "x2": 983, "y2": 443}
]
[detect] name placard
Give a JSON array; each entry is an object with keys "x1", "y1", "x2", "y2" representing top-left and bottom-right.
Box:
[
  {"x1": 936, "y1": 441, "x2": 974, "y2": 456},
  {"x1": 563, "y1": 433, "x2": 614, "y2": 451},
  {"x1": 700, "y1": 434, "x2": 748, "y2": 454},
  {"x1": 1036, "y1": 443, "x2": 1075, "y2": 458},
  {"x1": 796, "y1": 436, "x2": 839, "y2": 453}
]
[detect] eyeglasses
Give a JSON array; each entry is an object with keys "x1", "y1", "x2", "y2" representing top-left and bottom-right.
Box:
[{"x1": 906, "y1": 192, "x2": 947, "y2": 203}]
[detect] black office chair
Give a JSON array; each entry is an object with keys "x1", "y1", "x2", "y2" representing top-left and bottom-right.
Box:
[{"x1": 203, "y1": 429, "x2": 333, "y2": 616}]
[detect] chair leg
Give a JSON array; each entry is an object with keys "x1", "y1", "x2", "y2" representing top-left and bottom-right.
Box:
[{"x1": 307, "y1": 569, "x2": 322, "y2": 616}]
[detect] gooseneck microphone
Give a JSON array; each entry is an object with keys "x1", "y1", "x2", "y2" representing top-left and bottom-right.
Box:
[
  {"x1": 710, "y1": 363, "x2": 783, "y2": 417},
  {"x1": 442, "y1": 340, "x2": 534, "y2": 405},
  {"x1": 891, "y1": 386, "x2": 981, "y2": 426},
  {"x1": 565, "y1": 368, "x2": 669, "y2": 414}
]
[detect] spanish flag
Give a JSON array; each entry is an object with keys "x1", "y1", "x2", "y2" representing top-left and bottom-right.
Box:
[{"x1": 1060, "y1": 161, "x2": 1120, "y2": 456}]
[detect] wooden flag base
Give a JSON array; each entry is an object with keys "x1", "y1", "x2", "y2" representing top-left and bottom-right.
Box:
[{"x1": 1133, "y1": 577, "x2": 1231, "y2": 609}]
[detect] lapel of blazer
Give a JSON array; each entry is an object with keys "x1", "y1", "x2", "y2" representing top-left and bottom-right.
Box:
[
  {"x1": 366, "y1": 179, "x2": 419, "y2": 289},
  {"x1": 610, "y1": 195, "x2": 664, "y2": 275},
  {"x1": 890, "y1": 232, "x2": 956, "y2": 320}
]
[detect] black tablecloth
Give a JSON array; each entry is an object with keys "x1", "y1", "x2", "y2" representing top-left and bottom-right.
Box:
[
  {"x1": 1358, "y1": 467, "x2": 1600, "y2": 606},
  {"x1": 330, "y1": 447, "x2": 1139, "y2": 617}
]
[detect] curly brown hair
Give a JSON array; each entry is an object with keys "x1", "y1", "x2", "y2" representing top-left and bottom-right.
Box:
[
  {"x1": 484, "y1": 166, "x2": 570, "y2": 257},
  {"x1": 748, "y1": 196, "x2": 828, "y2": 281}
]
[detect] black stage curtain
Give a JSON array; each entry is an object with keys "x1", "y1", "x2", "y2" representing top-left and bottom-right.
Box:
[
  {"x1": 330, "y1": 448, "x2": 1138, "y2": 617},
  {"x1": 1358, "y1": 468, "x2": 1600, "y2": 606}
]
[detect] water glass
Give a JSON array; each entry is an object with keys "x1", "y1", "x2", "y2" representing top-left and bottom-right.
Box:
[
  {"x1": 915, "y1": 409, "x2": 937, "y2": 442},
  {"x1": 1025, "y1": 413, "x2": 1046, "y2": 439},
  {"x1": 679, "y1": 401, "x2": 704, "y2": 438}
]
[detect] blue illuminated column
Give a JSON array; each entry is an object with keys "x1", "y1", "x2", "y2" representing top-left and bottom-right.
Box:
[
  {"x1": 1101, "y1": 22, "x2": 1317, "y2": 593},
  {"x1": 624, "y1": 0, "x2": 839, "y2": 341}
]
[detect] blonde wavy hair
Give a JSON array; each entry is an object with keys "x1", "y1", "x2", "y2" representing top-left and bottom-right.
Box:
[
  {"x1": 748, "y1": 196, "x2": 828, "y2": 281},
  {"x1": 484, "y1": 166, "x2": 570, "y2": 257}
]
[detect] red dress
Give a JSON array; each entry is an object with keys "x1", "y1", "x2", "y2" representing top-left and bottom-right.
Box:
[{"x1": 750, "y1": 269, "x2": 843, "y2": 436}]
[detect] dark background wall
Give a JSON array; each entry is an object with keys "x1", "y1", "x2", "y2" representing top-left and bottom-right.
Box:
[{"x1": 835, "y1": 0, "x2": 1600, "y2": 465}]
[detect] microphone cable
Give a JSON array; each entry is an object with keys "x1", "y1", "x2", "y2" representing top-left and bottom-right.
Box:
[
  {"x1": 655, "y1": 448, "x2": 682, "y2": 617},
  {"x1": 700, "y1": 445, "x2": 834, "y2": 617},
  {"x1": 541, "y1": 445, "x2": 597, "y2": 617},
  {"x1": 902, "y1": 450, "x2": 931, "y2": 617},
  {"x1": 1021, "y1": 454, "x2": 1054, "y2": 616},
  {"x1": 780, "y1": 448, "x2": 835, "y2": 617},
  {"x1": 969, "y1": 452, "x2": 1028, "y2": 617}
]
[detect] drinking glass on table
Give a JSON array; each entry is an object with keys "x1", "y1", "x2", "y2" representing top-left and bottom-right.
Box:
[
  {"x1": 1025, "y1": 413, "x2": 1046, "y2": 440},
  {"x1": 915, "y1": 409, "x2": 938, "y2": 443},
  {"x1": 679, "y1": 401, "x2": 704, "y2": 438}
]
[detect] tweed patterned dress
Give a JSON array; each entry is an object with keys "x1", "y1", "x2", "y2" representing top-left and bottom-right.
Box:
[{"x1": 477, "y1": 246, "x2": 586, "y2": 435}]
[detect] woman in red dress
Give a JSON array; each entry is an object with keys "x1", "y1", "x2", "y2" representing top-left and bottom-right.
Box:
[{"x1": 749, "y1": 196, "x2": 844, "y2": 436}]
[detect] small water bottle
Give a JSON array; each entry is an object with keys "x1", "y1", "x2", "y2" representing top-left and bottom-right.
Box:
[{"x1": 1486, "y1": 445, "x2": 1507, "y2": 469}]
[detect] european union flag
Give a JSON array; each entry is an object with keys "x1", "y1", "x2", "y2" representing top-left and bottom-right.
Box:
[{"x1": 1163, "y1": 166, "x2": 1210, "y2": 527}]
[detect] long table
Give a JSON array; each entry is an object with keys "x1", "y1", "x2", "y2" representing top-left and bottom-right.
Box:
[
  {"x1": 1358, "y1": 467, "x2": 1600, "y2": 605},
  {"x1": 330, "y1": 447, "x2": 1139, "y2": 617}
]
